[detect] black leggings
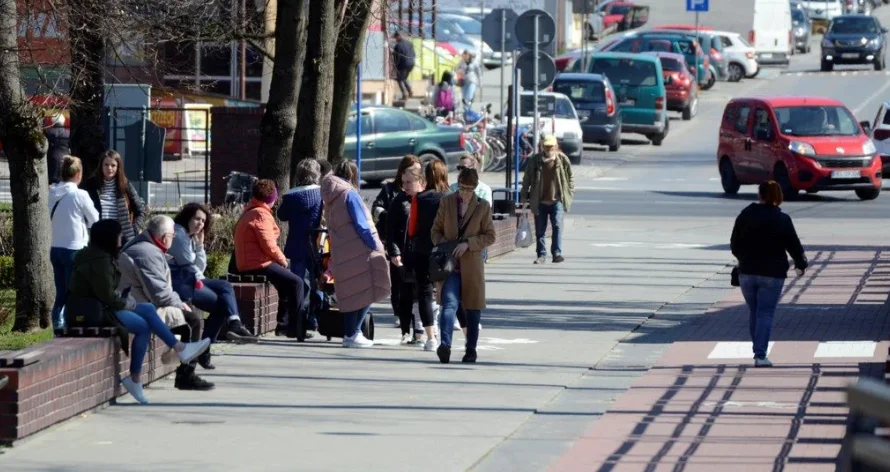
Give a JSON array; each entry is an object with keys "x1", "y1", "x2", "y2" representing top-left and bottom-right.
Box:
[
  {"x1": 249, "y1": 262, "x2": 304, "y2": 336},
  {"x1": 410, "y1": 252, "x2": 436, "y2": 328}
]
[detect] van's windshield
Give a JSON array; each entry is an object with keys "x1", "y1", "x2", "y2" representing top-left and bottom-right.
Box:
[
  {"x1": 774, "y1": 106, "x2": 861, "y2": 137},
  {"x1": 591, "y1": 58, "x2": 658, "y2": 86}
]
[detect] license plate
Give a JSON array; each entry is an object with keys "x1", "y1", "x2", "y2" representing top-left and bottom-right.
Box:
[
  {"x1": 831, "y1": 170, "x2": 861, "y2": 179},
  {"x1": 842, "y1": 52, "x2": 860, "y2": 59},
  {"x1": 761, "y1": 53, "x2": 773, "y2": 59},
  {"x1": 620, "y1": 100, "x2": 635, "y2": 106}
]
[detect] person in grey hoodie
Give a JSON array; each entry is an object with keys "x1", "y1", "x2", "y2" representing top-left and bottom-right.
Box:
[
  {"x1": 456, "y1": 50, "x2": 482, "y2": 109},
  {"x1": 49, "y1": 156, "x2": 99, "y2": 329}
]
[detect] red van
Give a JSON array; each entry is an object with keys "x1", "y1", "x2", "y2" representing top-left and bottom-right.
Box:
[{"x1": 717, "y1": 96, "x2": 882, "y2": 200}]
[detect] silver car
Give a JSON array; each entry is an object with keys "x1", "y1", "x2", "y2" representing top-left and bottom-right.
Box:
[{"x1": 438, "y1": 13, "x2": 504, "y2": 68}]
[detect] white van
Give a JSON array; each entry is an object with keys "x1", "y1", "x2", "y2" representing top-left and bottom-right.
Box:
[{"x1": 750, "y1": 0, "x2": 793, "y2": 66}]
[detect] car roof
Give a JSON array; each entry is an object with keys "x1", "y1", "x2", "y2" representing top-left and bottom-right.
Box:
[
  {"x1": 593, "y1": 51, "x2": 661, "y2": 62},
  {"x1": 554, "y1": 72, "x2": 610, "y2": 83},
  {"x1": 641, "y1": 51, "x2": 686, "y2": 61},
  {"x1": 519, "y1": 91, "x2": 571, "y2": 100},
  {"x1": 731, "y1": 96, "x2": 846, "y2": 107}
]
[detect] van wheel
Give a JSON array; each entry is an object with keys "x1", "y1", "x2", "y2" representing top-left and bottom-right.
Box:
[
  {"x1": 720, "y1": 159, "x2": 741, "y2": 195},
  {"x1": 727, "y1": 63, "x2": 744, "y2": 82},
  {"x1": 651, "y1": 120, "x2": 668, "y2": 146},
  {"x1": 856, "y1": 187, "x2": 881, "y2": 200},
  {"x1": 821, "y1": 60, "x2": 833, "y2": 72},
  {"x1": 608, "y1": 136, "x2": 621, "y2": 152},
  {"x1": 701, "y1": 75, "x2": 716, "y2": 91},
  {"x1": 775, "y1": 164, "x2": 799, "y2": 200},
  {"x1": 682, "y1": 97, "x2": 697, "y2": 120}
]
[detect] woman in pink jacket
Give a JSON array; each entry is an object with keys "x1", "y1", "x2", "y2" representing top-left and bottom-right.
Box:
[{"x1": 322, "y1": 161, "x2": 391, "y2": 348}]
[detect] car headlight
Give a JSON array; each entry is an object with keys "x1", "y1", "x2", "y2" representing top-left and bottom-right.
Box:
[
  {"x1": 863, "y1": 140, "x2": 877, "y2": 155},
  {"x1": 795, "y1": 27, "x2": 805, "y2": 36},
  {"x1": 789, "y1": 140, "x2": 816, "y2": 156},
  {"x1": 868, "y1": 38, "x2": 881, "y2": 48},
  {"x1": 822, "y1": 38, "x2": 834, "y2": 48}
]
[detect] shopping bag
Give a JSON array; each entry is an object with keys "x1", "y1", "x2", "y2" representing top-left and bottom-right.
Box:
[{"x1": 515, "y1": 213, "x2": 534, "y2": 248}]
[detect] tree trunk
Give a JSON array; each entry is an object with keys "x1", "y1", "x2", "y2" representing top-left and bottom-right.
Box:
[
  {"x1": 68, "y1": 3, "x2": 107, "y2": 177},
  {"x1": 292, "y1": 0, "x2": 337, "y2": 179},
  {"x1": 257, "y1": 0, "x2": 309, "y2": 192},
  {"x1": 328, "y1": 0, "x2": 374, "y2": 163},
  {"x1": 0, "y1": 0, "x2": 54, "y2": 331}
]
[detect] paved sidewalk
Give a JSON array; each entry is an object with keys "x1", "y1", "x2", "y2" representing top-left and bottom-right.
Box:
[{"x1": 550, "y1": 248, "x2": 890, "y2": 471}]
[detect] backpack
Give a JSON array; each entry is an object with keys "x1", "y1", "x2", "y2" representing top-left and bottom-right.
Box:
[{"x1": 436, "y1": 86, "x2": 454, "y2": 111}]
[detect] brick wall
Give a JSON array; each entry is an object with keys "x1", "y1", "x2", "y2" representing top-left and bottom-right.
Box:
[
  {"x1": 218, "y1": 279, "x2": 279, "y2": 337},
  {"x1": 489, "y1": 215, "x2": 518, "y2": 259},
  {"x1": 210, "y1": 107, "x2": 264, "y2": 206}
]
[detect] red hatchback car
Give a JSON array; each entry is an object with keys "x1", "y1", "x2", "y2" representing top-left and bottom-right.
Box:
[
  {"x1": 717, "y1": 96, "x2": 882, "y2": 200},
  {"x1": 642, "y1": 51, "x2": 698, "y2": 120}
]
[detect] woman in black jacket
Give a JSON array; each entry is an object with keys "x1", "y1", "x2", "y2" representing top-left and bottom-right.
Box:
[
  {"x1": 730, "y1": 181, "x2": 808, "y2": 368},
  {"x1": 407, "y1": 160, "x2": 450, "y2": 352},
  {"x1": 81, "y1": 150, "x2": 146, "y2": 244},
  {"x1": 388, "y1": 166, "x2": 425, "y2": 344},
  {"x1": 373, "y1": 155, "x2": 421, "y2": 328}
]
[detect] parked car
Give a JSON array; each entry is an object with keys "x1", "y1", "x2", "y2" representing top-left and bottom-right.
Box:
[
  {"x1": 642, "y1": 51, "x2": 698, "y2": 120},
  {"x1": 821, "y1": 14, "x2": 888, "y2": 71},
  {"x1": 860, "y1": 100, "x2": 890, "y2": 172},
  {"x1": 555, "y1": 49, "x2": 585, "y2": 72},
  {"x1": 792, "y1": 7, "x2": 813, "y2": 53},
  {"x1": 516, "y1": 92, "x2": 585, "y2": 164},
  {"x1": 717, "y1": 96, "x2": 881, "y2": 200},
  {"x1": 801, "y1": 0, "x2": 846, "y2": 22},
  {"x1": 343, "y1": 106, "x2": 464, "y2": 185},
  {"x1": 652, "y1": 27, "x2": 729, "y2": 84},
  {"x1": 586, "y1": 52, "x2": 669, "y2": 145},
  {"x1": 601, "y1": 33, "x2": 711, "y2": 89},
  {"x1": 751, "y1": 0, "x2": 793, "y2": 66},
  {"x1": 552, "y1": 73, "x2": 623, "y2": 151},
  {"x1": 843, "y1": 0, "x2": 877, "y2": 15},
  {"x1": 711, "y1": 30, "x2": 761, "y2": 80},
  {"x1": 430, "y1": 14, "x2": 506, "y2": 68}
]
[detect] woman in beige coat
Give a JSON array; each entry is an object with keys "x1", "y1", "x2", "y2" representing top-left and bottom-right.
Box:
[{"x1": 431, "y1": 168, "x2": 496, "y2": 364}]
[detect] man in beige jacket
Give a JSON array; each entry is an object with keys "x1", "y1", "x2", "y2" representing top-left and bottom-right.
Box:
[{"x1": 520, "y1": 134, "x2": 575, "y2": 264}]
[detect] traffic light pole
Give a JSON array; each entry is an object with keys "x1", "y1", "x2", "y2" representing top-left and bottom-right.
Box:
[{"x1": 533, "y1": 13, "x2": 540, "y2": 150}]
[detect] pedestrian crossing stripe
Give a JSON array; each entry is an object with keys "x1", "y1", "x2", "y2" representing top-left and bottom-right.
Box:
[
  {"x1": 708, "y1": 342, "x2": 774, "y2": 359},
  {"x1": 780, "y1": 70, "x2": 890, "y2": 77},
  {"x1": 707, "y1": 341, "x2": 877, "y2": 359}
]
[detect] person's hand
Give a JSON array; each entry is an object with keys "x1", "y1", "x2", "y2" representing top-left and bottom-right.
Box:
[
  {"x1": 391, "y1": 255, "x2": 403, "y2": 267},
  {"x1": 795, "y1": 268, "x2": 805, "y2": 277},
  {"x1": 452, "y1": 242, "x2": 469, "y2": 258},
  {"x1": 181, "y1": 303, "x2": 193, "y2": 312},
  {"x1": 194, "y1": 231, "x2": 205, "y2": 245}
]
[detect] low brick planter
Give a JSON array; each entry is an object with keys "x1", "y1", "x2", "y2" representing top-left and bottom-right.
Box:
[
  {"x1": 218, "y1": 277, "x2": 279, "y2": 337},
  {"x1": 0, "y1": 332, "x2": 177, "y2": 445}
]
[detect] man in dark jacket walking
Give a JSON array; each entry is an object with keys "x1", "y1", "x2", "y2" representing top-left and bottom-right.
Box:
[
  {"x1": 44, "y1": 114, "x2": 70, "y2": 185},
  {"x1": 392, "y1": 31, "x2": 416, "y2": 101}
]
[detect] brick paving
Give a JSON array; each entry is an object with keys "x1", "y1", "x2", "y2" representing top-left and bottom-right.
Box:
[{"x1": 550, "y1": 249, "x2": 890, "y2": 471}]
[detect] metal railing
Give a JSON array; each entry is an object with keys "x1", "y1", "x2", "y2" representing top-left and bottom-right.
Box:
[{"x1": 841, "y1": 378, "x2": 890, "y2": 471}]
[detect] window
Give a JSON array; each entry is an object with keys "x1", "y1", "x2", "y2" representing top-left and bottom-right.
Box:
[
  {"x1": 883, "y1": 106, "x2": 890, "y2": 125},
  {"x1": 201, "y1": 45, "x2": 232, "y2": 76},
  {"x1": 774, "y1": 106, "x2": 861, "y2": 137},
  {"x1": 676, "y1": 40, "x2": 693, "y2": 55},
  {"x1": 373, "y1": 110, "x2": 413, "y2": 134},
  {"x1": 723, "y1": 106, "x2": 737, "y2": 125},
  {"x1": 659, "y1": 57, "x2": 685, "y2": 72},
  {"x1": 408, "y1": 113, "x2": 429, "y2": 131},
  {"x1": 553, "y1": 81, "x2": 606, "y2": 103},
  {"x1": 735, "y1": 106, "x2": 750, "y2": 133},
  {"x1": 518, "y1": 96, "x2": 576, "y2": 119},
  {"x1": 590, "y1": 58, "x2": 657, "y2": 87},
  {"x1": 754, "y1": 109, "x2": 773, "y2": 140},
  {"x1": 720, "y1": 35, "x2": 733, "y2": 48},
  {"x1": 828, "y1": 17, "x2": 878, "y2": 35},
  {"x1": 346, "y1": 113, "x2": 373, "y2": 136}
]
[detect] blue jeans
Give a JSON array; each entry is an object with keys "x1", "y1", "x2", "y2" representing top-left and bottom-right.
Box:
[
  {"x1": 462, "y1": 82, "x2": 477, "y2": 107},
  {"x1": 342, "y1": 305, "x2": 371, "y2": 338},
  {"x1": 739, "y1": 274, "x2": 785, "y2": 359},
  {"x1": 535, "y1": 201, "x2": 564, "y2": 258},
  {"x1": 50, "y1": 247, "x2": 79, "y2": 329},
  {"x1": 115, "y1": 303, "x2": 179, "y2": 375},
  {"x1": 188, "y1": 279, "x2": 239, "y2": 342},
  {"x1": 439, "y1": 271, "x2": 481, "y2": 350}
]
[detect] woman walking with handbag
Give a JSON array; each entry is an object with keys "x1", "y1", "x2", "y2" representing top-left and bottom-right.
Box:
[
  {"x1": 731, "y1": 181, "x2": 808, "y2": 368},
  {"x1": 407, "y1": 160, "x2": 450, "y2": 352},
  {"x1": 431, "y1": 168, "x2": 496, "y2": 364}
]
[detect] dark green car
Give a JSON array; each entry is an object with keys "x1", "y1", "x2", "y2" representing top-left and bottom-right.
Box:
[{"x1": 344, "y1": 106, "x2": 464, "y2": 184}]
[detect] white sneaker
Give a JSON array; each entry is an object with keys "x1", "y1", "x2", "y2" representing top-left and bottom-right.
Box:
[
  {"x1": 343, "y1": 333, "x2": 374, "y2": 348},
  {"x1": 400, "y1": 333, "x2": 413, "y2": 344},
  {"x1": 177, "y1": 338, "x2": 211, "y2": 364},
  {"x1": 424, "y1": 338, "x2": 438, "y2": 352},
  {"x1": 120, "y1": 377, "x2": 149, "y2": 404}
]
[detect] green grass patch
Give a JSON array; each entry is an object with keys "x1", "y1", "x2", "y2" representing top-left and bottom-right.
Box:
[{"x1": 0, "y1": 290, "x2": 53, "y2": 351}]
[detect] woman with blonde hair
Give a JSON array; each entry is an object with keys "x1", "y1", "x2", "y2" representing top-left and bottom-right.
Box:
[
  {"x1": 81, "y1": 149, "x2": 146, "y2": 245},
  {"x1": 48, "y1": 155, "x2": 99, "y2": 329}
]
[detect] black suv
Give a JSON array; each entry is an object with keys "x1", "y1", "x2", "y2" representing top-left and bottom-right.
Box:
[{"x1": 821, "y1": 14, "x2": 889, "y2": 71}]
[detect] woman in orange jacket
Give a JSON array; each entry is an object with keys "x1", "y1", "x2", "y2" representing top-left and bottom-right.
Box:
[{"x1": 233, "y1": 179, "x2": 307, "y2": 339}]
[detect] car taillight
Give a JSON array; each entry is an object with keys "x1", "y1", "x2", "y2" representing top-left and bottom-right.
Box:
[
  {"x1": 874, "y1": 129, "x2": 890, "y2": 140},
  {"x1": 655, "y1": 96, "x2": 664, "y2": 110},
  {"x1": 749, "y1": 30, "x2": 755, "y2": 44},
  {"x1": 746, "y1": 51, "x2": 755, "y2": 59},
  {"x1": 460, "y1": 133, "x2": 466, "y2": 149},
  {"x1": 605, "y1": 88, "x2": 615, "y2": 116}
]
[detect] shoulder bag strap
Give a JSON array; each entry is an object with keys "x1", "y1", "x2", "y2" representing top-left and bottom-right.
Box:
[{"x1": 51, "y1": 193, "x2": 73, "y2": 220}]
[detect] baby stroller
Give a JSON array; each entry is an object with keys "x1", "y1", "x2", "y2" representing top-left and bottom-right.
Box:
[{"x1": 310, "y1": 228, "x2": 375, "y2": 342}]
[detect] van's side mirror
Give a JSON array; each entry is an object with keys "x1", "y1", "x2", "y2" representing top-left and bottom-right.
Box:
[
  {"x1": 883, "y1": 27, "x2": 889, "y2": 34},
  {"x1": 755, "y1": 128, "x2": 772, "y2": 141},
  {"x1": 860, "y1": 120, "x2": 872, "y2": 132}
]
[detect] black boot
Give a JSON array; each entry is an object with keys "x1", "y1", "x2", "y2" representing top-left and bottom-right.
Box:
[
  {"x1": 197, "y1": 350, "x2": 216, "y2": 370},
  {"x1": 175, "y1": 364, "x2": 215, "y2": 391},
  {"x1": 437, "y1": 345, "x2": 451, "y2": 364},
  {"x1": 225, "y1": 320, "x2": 258, "y2": 344},
  {"x1": 462, "y1": 348, "x2": 477, "y2": 364}
]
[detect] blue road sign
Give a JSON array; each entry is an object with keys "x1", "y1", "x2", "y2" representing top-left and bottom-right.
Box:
[{"x1": 686, "y1": 0, "x2": 708, "y2": 12}]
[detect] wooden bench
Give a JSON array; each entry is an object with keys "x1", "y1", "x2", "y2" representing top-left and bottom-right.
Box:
[{"x1": 0, "y1": 330, "x2": 177, "y2": 445}]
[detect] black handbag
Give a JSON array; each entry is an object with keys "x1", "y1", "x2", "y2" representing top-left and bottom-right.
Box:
[
  {"x1": 428, "y1": 201, "x2": 479, "y2": 283},
  {"x1": 731, "y1": 267, "x2": 740, "y2": 287}
]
